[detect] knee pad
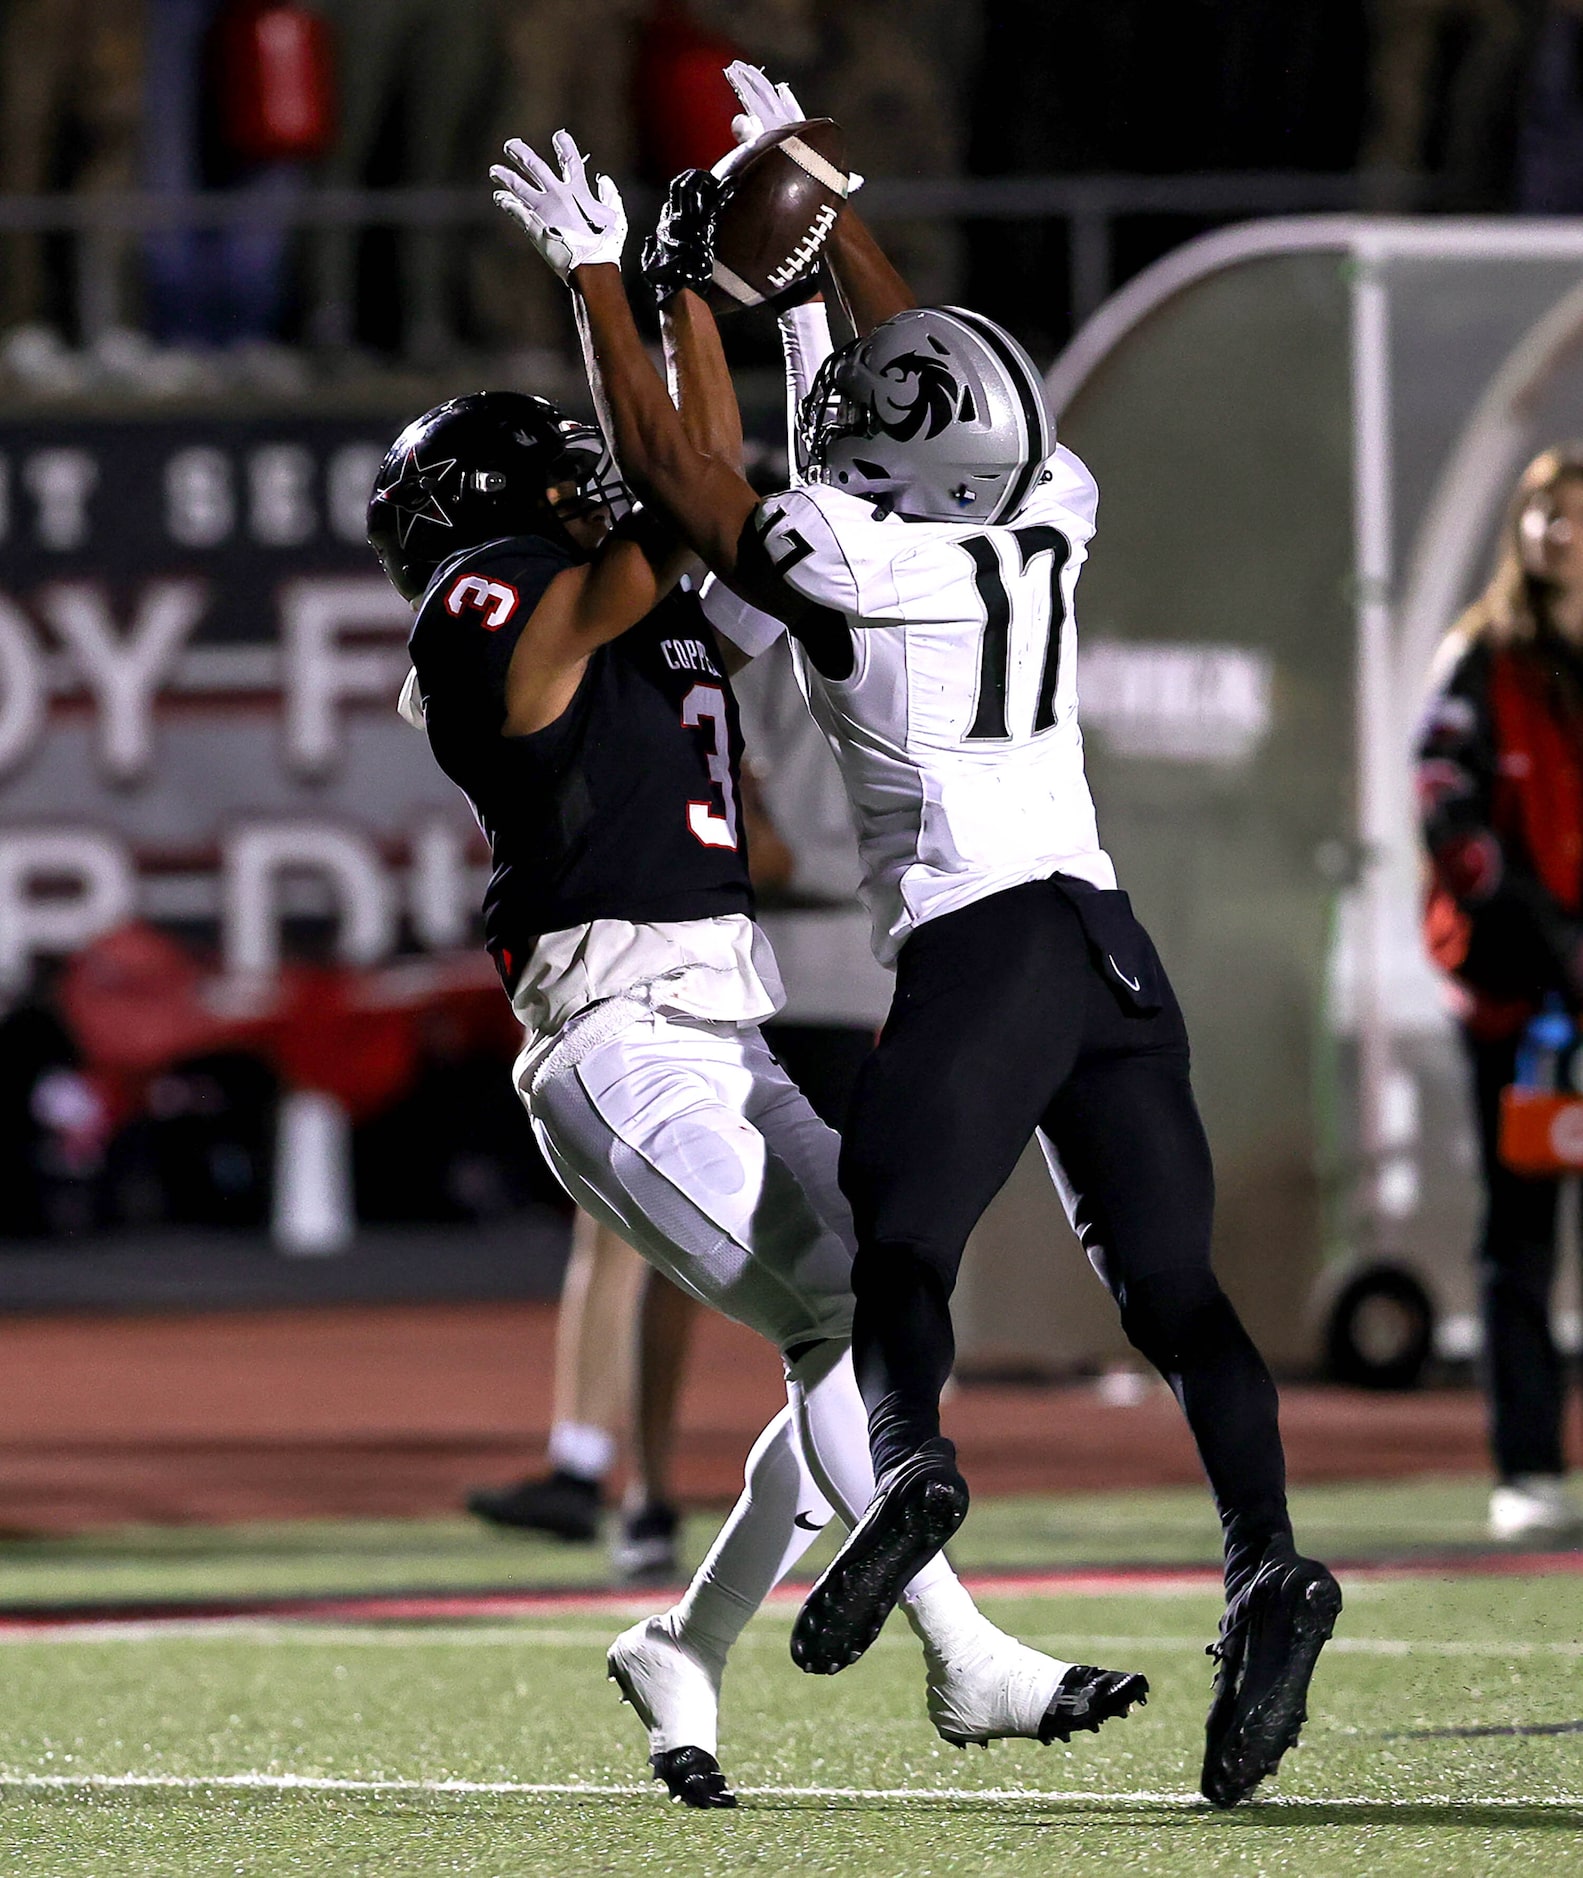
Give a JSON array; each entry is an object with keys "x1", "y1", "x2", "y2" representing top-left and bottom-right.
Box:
[{"x1": 1118, "y1": 1268, "x2": 1242, "y2": 1371}]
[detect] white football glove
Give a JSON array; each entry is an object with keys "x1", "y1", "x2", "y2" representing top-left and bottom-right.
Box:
[
  {"x1": 722, "y1": 60, "x2": 863, "y2": 193},
  {"x1": 724, "y1": 59, "x2": 804, "y2": 144},
  {"x1": 490, "y1": 130, "x2": 627, "y2": 280}
]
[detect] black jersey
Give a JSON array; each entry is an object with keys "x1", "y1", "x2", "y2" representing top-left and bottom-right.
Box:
[{"x1": 408, "y1": 534, "x2": 753, "y2": 980}]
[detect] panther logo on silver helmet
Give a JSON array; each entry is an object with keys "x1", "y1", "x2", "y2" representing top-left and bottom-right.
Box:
[
  {"x1": 872, "y1": 352, "x2": 960, "y2": 443},
  {"x1": 797, "y1": 306, "x2": 1054, "y2": 524}
]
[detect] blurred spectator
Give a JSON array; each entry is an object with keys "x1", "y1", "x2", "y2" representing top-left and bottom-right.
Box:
[
  {"x1": 1517, "y1": 0, "x2": 1583, "y2": 210},
  {"x1": 308, "y1": 0, "x2": 495, "y2": 364},
  {"x1": 0, "y1": 994, "x2": 94, "y2": 1238},
  {"x1": 0, "y1": 0, "x2": 144, "y2": 388},
  {"x1": 968, "y1": 0, "x2": 1368, "y2": 356},
  {"x1": 804, "y1": 0, "x2": 978, "y2": 306},
  {"x1": 471, "y1": 0, "x2": 646, "y2": 367},
  {"x1": 1363, "y1": 0, "x2": 1545, "y2": 208},
  {"x1": 1416, "y1": 445, "x2": 1583, "y2": 1541},
  {"x1": 633, "y1": 0, "x2": 745, "y2": 178},
  {"x1": 142, "y1": 0, "x2": 333, "y2": 383},
  {"x1": 475, "y1": 1, "x2": 821, "y2": 364}
]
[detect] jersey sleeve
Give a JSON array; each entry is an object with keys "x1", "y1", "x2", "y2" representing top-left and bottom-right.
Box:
[
  {"x1": 408, "y1": 537, "x2": 572, "y2": 732},
  {"x1": 743, "y1": 487, "x2": 862, "y2": 617},
  {"x1": 697, "y1": 571, "x2": 787, "y2": 658}
]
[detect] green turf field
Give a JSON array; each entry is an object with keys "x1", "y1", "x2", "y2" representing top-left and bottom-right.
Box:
[{"x1": 0, "y1": 1481, "x2": 1579, "y2": 1876}]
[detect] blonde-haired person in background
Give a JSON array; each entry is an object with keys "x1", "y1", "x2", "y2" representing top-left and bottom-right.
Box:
[{"x1": 1417, "y1": 444, "x2": 1583, "y2": 1541}]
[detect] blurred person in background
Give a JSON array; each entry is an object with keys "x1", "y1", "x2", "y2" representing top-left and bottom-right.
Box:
[
  {"x1": 1516, "y1": 0, "x2": 1583, "y2": 211},
  {"x1": 1363, "y1": 0, "x2": 1545, "y2": 208},
  {"x1": 799, "y1": 0, "x2": 977, "y2": 307},
  {"x1": 474, "y1": 0, "x2": 816, "y2": 370},
  {"x1": 140, "y1": 0, "x2": 334, "y2": 392},
  {"x1": 468, "y1": 1210, "x2": 647, "y2": 1544},
  {"x1": 1418, "y1": 445, "x2": 1583, "y2": 1542},
  {"x1": 0, "y1": 0, "x2": 143, "y2": 392},
  {"x1": 472, "y1": 0, "x2": 646, "y2": 372},
  {"x1": 308, "y1": 0, "x2": 495, "y2": 364}
]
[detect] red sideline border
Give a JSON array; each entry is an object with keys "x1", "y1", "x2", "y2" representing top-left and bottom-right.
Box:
[{"x1": 2, "y1": 1550, "x2": 1581, "y2": 1632}]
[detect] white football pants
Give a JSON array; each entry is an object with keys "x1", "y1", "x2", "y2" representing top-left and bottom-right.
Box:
[{"x1": 517, "y1": 1002, "x2": 956, "y2": 1655}]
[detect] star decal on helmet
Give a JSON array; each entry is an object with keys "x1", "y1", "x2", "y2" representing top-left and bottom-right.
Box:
[{"x1": 373, "y1": 447, "x2": 459, "y2": 547}]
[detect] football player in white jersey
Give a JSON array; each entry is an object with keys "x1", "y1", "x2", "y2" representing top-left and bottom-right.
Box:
[{"x1": 492, "y1": 78, "x2": 1339, "y2": 1808}]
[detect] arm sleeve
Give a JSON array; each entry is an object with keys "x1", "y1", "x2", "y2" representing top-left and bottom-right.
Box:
[
  {"x1": 779, "y1": 301, "x2": 834, "y2": 486},
  {"x1": 698, "y1": 571, "x2": 787, "y2": 658}
]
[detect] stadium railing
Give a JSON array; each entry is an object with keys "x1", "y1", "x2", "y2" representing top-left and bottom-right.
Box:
[{"x1": 0, "y1": 172, "x2": 1376, "y2": 353}]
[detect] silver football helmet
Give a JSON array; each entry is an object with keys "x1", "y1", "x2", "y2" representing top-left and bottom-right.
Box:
[{"x1": 795, "y1": 306, "x2": 1054, "y2": 524}]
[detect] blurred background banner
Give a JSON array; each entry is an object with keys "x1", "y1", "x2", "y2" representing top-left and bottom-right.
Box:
[{"x1": 0, "y1": 411, "x2": 479, "y2": 967}]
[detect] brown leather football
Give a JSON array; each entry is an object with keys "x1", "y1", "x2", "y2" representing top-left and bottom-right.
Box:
[{"x1": 707, "y1": 119, "x2": 851, "y2": 316}]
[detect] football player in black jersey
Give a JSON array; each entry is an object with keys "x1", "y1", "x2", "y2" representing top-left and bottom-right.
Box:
[
  {"x1": 367, "y1": 216, "x2": 1148, "y2": 1806},
  {"x1": 491, "y1": 78, "x2": 1339, "y2": 1812}
]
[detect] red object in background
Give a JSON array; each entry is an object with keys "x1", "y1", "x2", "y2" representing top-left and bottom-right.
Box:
[
  {"x1": 1499, "y1": 1086, "x2": 1583, "y2": 1174},
  {"x1": 58, "y1": 924, "x2": 513, "y2": 1127},
  {"x1": 632, "y1": 1, "x2": 743, "y2": 180},
  {"x1": 214, "y1": 0, "x2": 337, "y2": 164}
]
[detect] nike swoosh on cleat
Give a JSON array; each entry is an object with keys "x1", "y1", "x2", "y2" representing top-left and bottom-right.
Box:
[
  {"x1": 1108, "y1": 956, "x2": 1142, "y2": 993},
  {"x1": 794, "y1": 1512, "x2": 828, "y2": 1533}
]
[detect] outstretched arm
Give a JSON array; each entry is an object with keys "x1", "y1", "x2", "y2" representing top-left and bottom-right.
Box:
[
  {"x1": 493, "y1": 134, "x2": 760, "y2": 580},
  {"x1": 571, "y1": 264, "x2": 758, "y2": 580},
  {"x1": 825, "y1": 210, "x2": 916, "y2": 335}
]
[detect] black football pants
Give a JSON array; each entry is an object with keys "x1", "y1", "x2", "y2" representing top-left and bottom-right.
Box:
[
  {"x1": 839, "y1": 875, "x2": 1293, "y2": 1594},
  {"x1": 1462, "y1": 1027, "x2": 1568, "y2": 1481}
]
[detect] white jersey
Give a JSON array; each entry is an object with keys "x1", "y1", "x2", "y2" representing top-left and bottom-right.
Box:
[{"x1": 704, "y1": 446, "x2": 1115, "y2": 965}]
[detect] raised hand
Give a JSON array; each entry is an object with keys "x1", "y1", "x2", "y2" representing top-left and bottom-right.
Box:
[
  {"x1": 491, "y1": 130, "x2": 627, "y2": 281},
  {"x1": 720, "y1": 61, "x2": 862, "y2": 193},
  {"x1": 641, "y1": 169, "x2": 724, "y2": 308},
  {"x1": 723, "y1": 60, "x2": 804, "y2": 146}
]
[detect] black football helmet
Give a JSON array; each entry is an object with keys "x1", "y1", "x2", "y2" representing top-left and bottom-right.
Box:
[{"x1": 367, "y1": 391, "x2": 630, "y2": 602}]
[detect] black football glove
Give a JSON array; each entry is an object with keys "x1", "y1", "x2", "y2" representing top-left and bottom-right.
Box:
[{"x1": 641, "y1": 168, "x2": 723, "y2": 307}]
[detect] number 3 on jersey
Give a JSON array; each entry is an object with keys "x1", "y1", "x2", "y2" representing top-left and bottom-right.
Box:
[{"x1": 681, "y1": 684, "x2": 739, "y2": 850}]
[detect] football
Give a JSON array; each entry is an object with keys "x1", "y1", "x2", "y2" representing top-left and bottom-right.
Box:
[{"x1": 707, "y1": 118, "x2": 851, "y2": 316}]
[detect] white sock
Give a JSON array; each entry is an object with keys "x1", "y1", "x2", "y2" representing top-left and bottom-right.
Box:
[
  {"x1": 547, "y1": 1420, "x2": 615, "y2": 1481},
  {"x1": 901, "y1": 1566, "x2": 995, "y2": 1659},
  {"x1": 672, "y1": 1404, "x2": 832, "y2": 1673},
  {"x1": 785, "y1": 1341, "x2": 991, "y2": 1657}
]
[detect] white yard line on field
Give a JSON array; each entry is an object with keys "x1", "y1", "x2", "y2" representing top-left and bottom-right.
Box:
[
  {"x1": 0, "y1": 1619, "x2": 1575, "y2": 1659},
  {"x1": 4, "y1": 1771, "x2": 1583, "y2": 1808}
]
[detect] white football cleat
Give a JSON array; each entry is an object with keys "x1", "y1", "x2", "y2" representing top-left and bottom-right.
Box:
[
  {"x1": 1489, "y1": 1476, "x2": 1583, "y2": 1542},
  {"x1": 606, "y1": 1615, "x2": 737, "y2": 1808},
  {"x1": 926, "y1": 1626, "x2": 1148, "y2": 1748}
]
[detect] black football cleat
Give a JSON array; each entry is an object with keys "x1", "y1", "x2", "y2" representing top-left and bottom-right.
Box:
[
  {"x1": 465, "y1": 1469, "x2": 601, "y2": 1541},
  {"x1": 1200, "y1": 1551, "x2": 1342, "y2": 1808},
  {"x1": 1039, "y1": 1665, "x2": 1151, "y2": 1745},
  {"x1": 650, "y1": 1745, "x2": 737, "y2": 1808},
  {"x1": 791, "y1": 1438, "x2": 969, "y2": 1676}
]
